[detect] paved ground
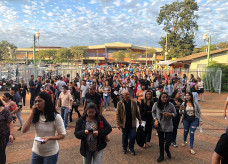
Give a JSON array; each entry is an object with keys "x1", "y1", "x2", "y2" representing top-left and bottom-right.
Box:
[{"x1": 3, "y1": 91, "x2": 228, "y2": 164}]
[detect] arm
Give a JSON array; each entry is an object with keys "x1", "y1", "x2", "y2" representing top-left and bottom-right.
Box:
[
  {"x1": 41, "y1": 114, "x2": 66, "y2": 143},
  {"x1": 136, "y1": 102, "x2": 142, "y2": 122},
  {"x1": 98, "y1": 115, "x2": 112, "y2": 137},
  {"x1": 74, "y1": 118, "x2": 87, "y2": 139},
  {"x1": 212, "y1": 152, "x2": 222, "y2": 164},
  {"x1": 99, "y1": 102, "x2": 103, "y2": 114},
  {"x1": 83, "y1": 99, "x2": 87, "y2": 111},
  {"x1": 116, "y1": 102, "x2": 122, "y2": 129},
  {"x1": 9, "y1": 121, "x2": 14, "y2": 143},
  {"x1": 22, "y1": 107, "x2": 35, "y2": 133},
  {"x1": 224, "y1": 100, "x2": 228, "y2": 117},
  {"x1": 51, "y1": 94, "x2": 54, "y2": 104}
]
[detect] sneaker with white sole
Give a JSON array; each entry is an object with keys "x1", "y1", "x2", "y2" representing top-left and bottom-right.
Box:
[
  {"x1": 171, "y1": 142, "x2": 178, "y2": 147},
  {"x1": 182, "y1": 141, "x2": 187, "y2": 147},
  {"x1": 190, "y1": 149, "x2": 196, "y2": 155}
]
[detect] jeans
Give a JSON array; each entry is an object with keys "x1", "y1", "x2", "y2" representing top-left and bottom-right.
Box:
[
  {"x1": 31, "y1": 152, "x2": 58, "y2": 164},
  {"x1": 69, "y1": 105, "x2": 81, "y2": 122},
  {"x1": 183, "y1": 115, "x2": 199, "y2": 149},
  {"x1": 103, "y1": 95, "x2": 110, "y2": 109},
  {"x1": 81, "y1": 97, "x2": 86, "y2": 107},
  {"x1": 192, "y1": 92, "x2": 198, "y2": 103},
  {"x1": 61, "y1": 107, "x2": 69, "y2": 129},
  {"x1": 172, "y1": 115, "x2": 181, "y2": 143},
  {"x1": 0, "y1": 133, "x2": 9, "y2": 164},
  {"x1": 157, "y1": 131, "x2": 172, "y2": 156},
  {"x1": 16, "y1": 110, "x2": 23, "y2": 128},
  {"x1": 83, "y1": 149, "x2": 104, "y2": 164},
  {"x1": 122, "y1": 127, "x2": 136, "y2": 151}
]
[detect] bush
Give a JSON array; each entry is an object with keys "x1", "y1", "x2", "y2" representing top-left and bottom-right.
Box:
[{"x1": 207, "y1": 61, "x2": 228, "y2": 92}]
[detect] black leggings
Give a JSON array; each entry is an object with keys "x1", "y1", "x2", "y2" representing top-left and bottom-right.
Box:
[
  {"x1": 113, "y1": 97, "x2": 119, "y2": 108},
  {"x1": 21, "y1": 94, "x2": 26, "y2": 106},
  {"x1": 144, "y1": 120, "x2": 153, "y2": 143},
  {"x1": 69, "y1": 105, "x2": 81, "y2": 122},
  {"x1": 0, "y1": 134, "x2": 9, "y2": 164}
]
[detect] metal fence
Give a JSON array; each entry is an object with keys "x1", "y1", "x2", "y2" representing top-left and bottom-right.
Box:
[
  {"x1": 0, "y1": 65, "x2": 82, "y2": 84},
  {"x1": 0, "y1": 65, "x2": 222, "y2": 94},
  {"x1": 156, "y1": 67, "x2": 222, "y2": 94}
]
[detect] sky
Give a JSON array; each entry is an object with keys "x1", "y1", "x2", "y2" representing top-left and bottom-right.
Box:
[{"x1": 0, "y1": 0, "x2": 227, "y2": 48}]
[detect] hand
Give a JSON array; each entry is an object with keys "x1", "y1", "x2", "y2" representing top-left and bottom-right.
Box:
[
  {"x1": 139, "y1": 120, "x2": 142, "y2": 125},
  {"x1": 180, "y1": 105, "x2": 185, "y2": 111},
  {"x1": 85, "y1": 130, "x2": 89, "y2": 135},
  {"x1": 9, "y1": 135, "x2": 14, "y2": 143},
  {"x1": 199, "y1": 121, "x2": 203, "y2": 126},
  {"x1": 93, "y1": 131, "x2": 98, "y2": 137},
  {"x1": 40, "y1": 136, "x2": 50, "y2": 144},
  {"x1": 32, "y1": 105, "x2": 38, "y2": 114},
  {"x1": 154, "y1": 120, "x2": 158, "y2": 128}
]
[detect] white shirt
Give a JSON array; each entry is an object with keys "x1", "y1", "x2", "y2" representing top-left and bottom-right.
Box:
[{"x1": 32, "y1": 114, "x2": 66, "y2": 156}]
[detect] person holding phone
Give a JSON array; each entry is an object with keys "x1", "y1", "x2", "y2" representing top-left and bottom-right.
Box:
[
  {"x1": 180, "y1": 92, "x2": 203, "y2": 155},
  {"x1": 152, "y1": 92, "x2": 176, "y2": 162},
  {"x1": 22, "y1": 92, "x2": 66, "y2": 164},
  {"x1": 75, "y1": 102, "x2": 112, "y2": 164}
]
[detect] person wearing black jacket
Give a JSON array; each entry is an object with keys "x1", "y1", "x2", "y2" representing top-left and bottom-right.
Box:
[
  {"x1": 69, "y1": 86, "x2": 81, "y2": 122},
  {"x1": 18, "y1": 79, "x2": 29, "y2": 106},
  {"x1": 170, "y1": 90, "x2": 184, "y2": 147},
  {"x1": 111, "y1": 82, "x2": 120, "y2": 111},
  {"x1": 75, "y1": 102, "x2": 112, "y2": 164},
  {"x1": 140, "y1": 90, "x2": 154, "y2": 148}
]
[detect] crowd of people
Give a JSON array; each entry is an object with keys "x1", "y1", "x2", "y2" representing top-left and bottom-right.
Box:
[{"x1": 0, "y1": 65, "x2": 227, "y2": 164}]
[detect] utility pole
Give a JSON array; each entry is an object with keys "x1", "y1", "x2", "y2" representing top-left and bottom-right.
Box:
[
  {"x1": 33, "y1": 34, "x2": 37, "y2": 79},
  {"x1": 207, "y1": 35, "x2": 211, "y2": 66},
  {"x1": 165, "y1": 32, "x2": 168, "y2": 61}
]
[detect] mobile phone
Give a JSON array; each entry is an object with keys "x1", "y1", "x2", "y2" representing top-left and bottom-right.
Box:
[{"x1": 88, "y1": 129, "x2": 93, "y2": 133}]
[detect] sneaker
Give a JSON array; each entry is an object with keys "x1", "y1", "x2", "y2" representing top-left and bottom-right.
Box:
[
  {"x1": 190, "y1": 149, "x2": 196, "y2": 155},
  {"x1": 182, "y1": 141, "x2": 187, "y2": 147},
  {"x1": 130, "y1": 150, "x2": 136, "y2": 155},
  {"x1": 122, "y1": 149, "x2": 127, "y2": 154},
  {"x1": 17, "y1": 127, "x2": 22, "y2": 131},
  {"x1": 157, "y1": 156, "x2": 164, "y2": 162},
  {"x1": 171, "y1": 142, "x2": 178, "y2": 147}
]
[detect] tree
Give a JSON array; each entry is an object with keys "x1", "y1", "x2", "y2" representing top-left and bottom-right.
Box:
[
  {"x1": 70, "y1": 46, "x2": 88, "y2": 62},
  {"x1": 112, "y1": 50, "x2": 126, "y2": 63},
  {"x1": 199, "y1": 44, "x2": 217, "y2": 52},
  {"x1": 125, "y1": 49, "x2": 141, "y2": 61},
  {"x1": 55, "y1": 48, "x2": 73, "y2": 64},
  {"x1": 0, "y1": 40, "x2": 17, "y2": 62},
  {"x1": 217, "y1": 42, "x2": 228, "y2": 49},
  {"x1": 157, "y1": 0, "x2": 199, "y2": 59},
  {"x1": 36, "y1": 50, "x2": 57, "y2": 64}
]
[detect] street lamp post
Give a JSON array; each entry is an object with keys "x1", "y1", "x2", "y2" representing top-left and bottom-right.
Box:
[
  {"x1": 33, "y1": 32, "x2": 40, "y2": 79},
  {"x1": 203, "y1": 33, "x2": 211, "y2": 66}
]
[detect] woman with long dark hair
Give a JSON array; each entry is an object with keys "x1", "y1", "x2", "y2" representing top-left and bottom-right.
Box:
[
  {"x1": 69, "y1": 86, "x2": 81, "y2": 122},
  {"x1": 140, "y1": 90, "x2": 154, "y2": 148},
  {"x1": 170, "y1": 90, "x2": 184, "y2": 147},
  {"x1": 0, "y1": 99, "x2": 14, "y2": 164},
  {"x1": 18, "y1": 78, "x2": 29, "y2": 106},
  {"x1": 180, "y1": 92, "x2": 202, "y2": 155},
  {"x1": 75, "y1": 102, "x2": 112, "y2": 164},
  {"x1": 22, "y1": 92, "x2": 66, "y2": 164},
  {"x1": 152, "y1": 92, "x2": 176, "y2": 162}
]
